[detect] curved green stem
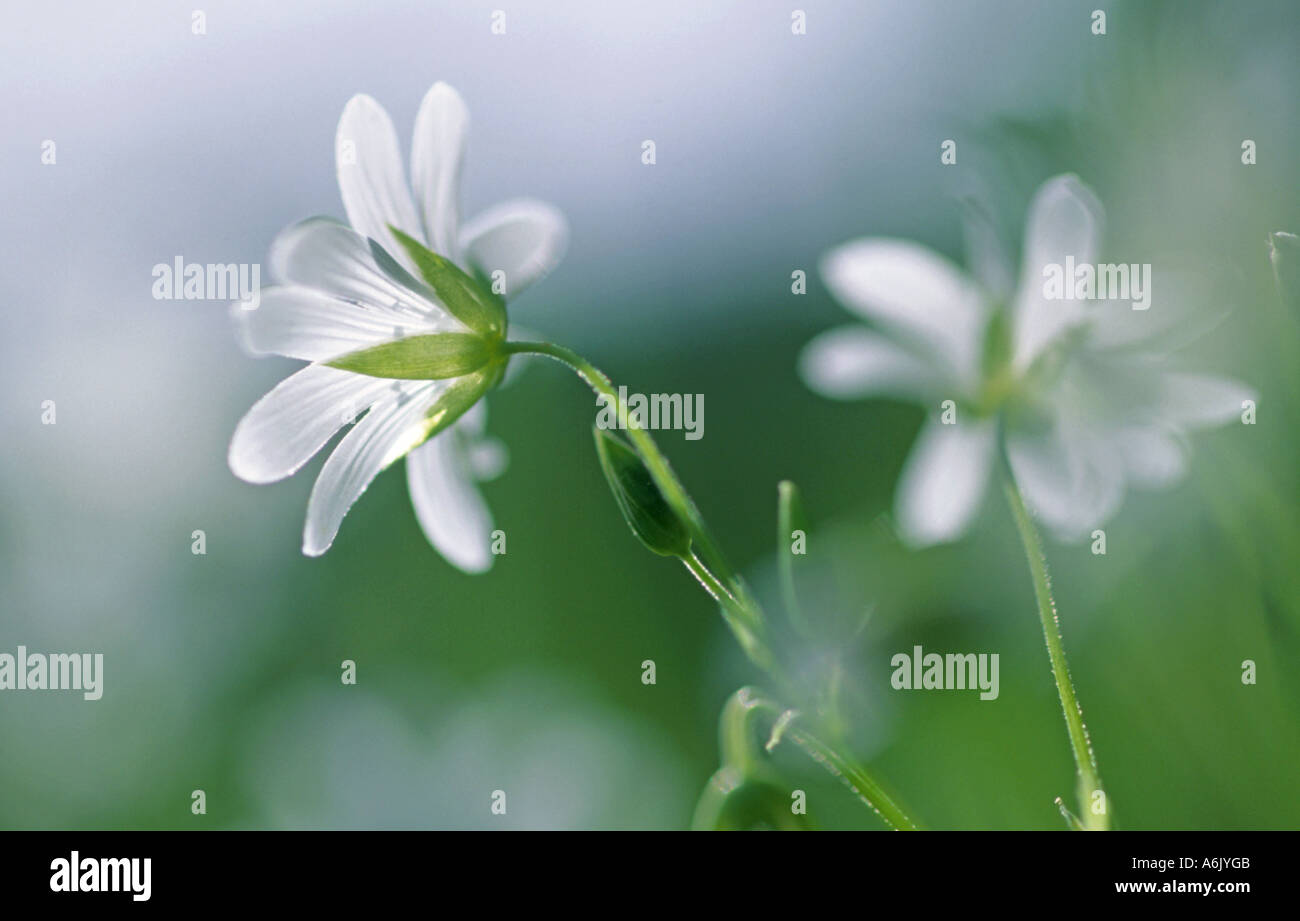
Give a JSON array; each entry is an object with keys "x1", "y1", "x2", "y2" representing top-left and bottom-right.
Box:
[
  {"x1": 505, "y1": 338, "x2": 920, "y2": 830},
  {"x1": 1002, "y1": 467, "x2": 1109, "y2": 830}
]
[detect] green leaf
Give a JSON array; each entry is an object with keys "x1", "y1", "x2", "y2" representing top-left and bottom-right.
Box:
[
  {"x1": 388, "y1": 225, "x2": 507, "y2": 339},
  {"x1": 593, "y1": 426, "x2": 692, "y2": 557},
  {"x1": 327, "y1": 332, "x2": 492, "y2": 380}
]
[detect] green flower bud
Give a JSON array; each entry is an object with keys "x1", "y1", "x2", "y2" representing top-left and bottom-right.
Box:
[{"x1": 593, "y1": 426, "x2": 692, "y2": 558}]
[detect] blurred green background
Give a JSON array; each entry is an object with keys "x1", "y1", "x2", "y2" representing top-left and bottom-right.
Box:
[{"x1": 1, "y1": 0, "x2": 1296, "y2": 829}]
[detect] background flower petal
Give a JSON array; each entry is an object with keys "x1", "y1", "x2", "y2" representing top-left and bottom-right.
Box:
[
  {"x1": 1156, "y1": 372, "x2": 1257, "y2": 428},
  {"x1": 1112, "y1": 425, "x2": 1189, "y2": 488},
  {"x1": 894, "y1": 417, "x2": 996, "y2": 546},
  {"x1": 820, "y1": 238, "x2": 988, "y2": 389},
  {"x1": 1007, "y1": 419, "x2": 1125, "y2": 540},
  {"x1": 1012, "y1": 174, "x2": 1103, "y2": 367},
  {"x1": 798, "y1": 325, "x2": 947, "y2": 401},
  {"x1": 1083, "y1": 267, "x2": 1229, "y2": 354}
]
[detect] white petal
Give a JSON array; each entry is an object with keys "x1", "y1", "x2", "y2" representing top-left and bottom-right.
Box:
[
  {"x1": 303, "y1": 382, "x2": 442, "y2": 556},
  {"x1": 229, "y1": 365, "x2": 398, "y2": 485},
  {"x1": 406, "y1": 430, "x2": 494, "y2": 573},
  {"x1": 336, "y1": 94, "x2": 423, "y2": 271},
  {"x1": 894, "y1": 418, "x2": 996, "y2": 546},
  {"x1": 1112, "y1": 425, "x2": 1188, "y2": 488},
  {"x1": 1012, "y1": 174, "x2": 1103, "y2": 367},
  {"x1": 410, "y1": 82, "x2": 469, "y2": 260},
  {"x1": 1084, "y1": 268, "x2": 1227, "y2": 353},
  {"x1": 460, "y1": 199, "x2": 568, "y2": 298},
  {"x1": 268, "y1": 218, "x2": 456, "y2": 329},
  {"x1": 798, "y1": 326, "x2": 947, "y2": 401},
  {"x1": 467, "y1": 437, "x2": 509, "y2": 481},
  {"x1": 820, "y1": 239, "x2": 987, "y2": 389},
  {"x1": 234, "y1": 285, "x2": 438, "y2": 362},
  {"x1": 1156, "y1": 373, "x2": 1256, "y2": 428},
  {"x1": 1006, "y1": 420, "x2": 1125, "y2": 541}
]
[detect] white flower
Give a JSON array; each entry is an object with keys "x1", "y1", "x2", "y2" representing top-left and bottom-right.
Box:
[
  {"x1": 229, "y1": 82, "x2": 566, "y2": 570},
  {"x1": 799, "y1": 174, "x2": 1255, "y2": 546}
]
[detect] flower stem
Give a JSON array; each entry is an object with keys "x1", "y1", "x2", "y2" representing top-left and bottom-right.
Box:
[
  {"x1": 505, "y1": 338, "x2": 920, "y2": 830},
  {"x1": 1001, "y1": 468, "x2": 1109, "y2": 830},
  {"x1": 681, "y1": 549, "x2": 773, "y2": 672},
  {"x1": 785, "y1": 722, "x2": 921, "y2": 831}
]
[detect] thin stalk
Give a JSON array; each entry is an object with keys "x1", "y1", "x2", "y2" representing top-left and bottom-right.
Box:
[
  {"x1": 681, "y1": 550, "x2": 773, "y2": 672},
  {"x1": 785, "y1": 724, "x2": 921, "y2": 831},
  {"x1": 1002, "y1": 467, "x2": 1109, "y2": 830}
]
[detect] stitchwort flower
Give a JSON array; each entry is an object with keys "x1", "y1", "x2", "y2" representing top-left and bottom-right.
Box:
[
  {"x1": 227, "y1": 84, "x2": 919, "y2": 830},
  {"x1": 228, "y1": 82, "x2": 567, "y2": 569},
  {"x1": 800, "y1": 174, "x2": 1256, "y2": 546}
]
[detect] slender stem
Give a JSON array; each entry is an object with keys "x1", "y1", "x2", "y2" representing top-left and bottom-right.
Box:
[
  {"x1": 682, "y1": 550, "x2": 773, "y2": 672},
  {"x1": 785, "y1": 725, "x2": 921, "y2": 831},
  {"x1": 505, "y1": 338, "x2": 920, "y2": 830},
  {"x1": 684, "y1": 549, "x2": 742, "y2": 610},
  {"x1": 1002, "y1": 468, "x2": 1109, "y2": 830}
]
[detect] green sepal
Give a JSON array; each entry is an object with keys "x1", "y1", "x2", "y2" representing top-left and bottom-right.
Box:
[
  {"x1": 326, "y1": 332, "x2": 492, "y2": 380},
  {"x1": 382, "y1": 368, "x2": 496, "y2": 468},
  {"x1": 592, "y1": 426, "x2": 692, "y2": 558},
  {"x1": 388, "y1": 225, "x2": 507, "y2": 340}
]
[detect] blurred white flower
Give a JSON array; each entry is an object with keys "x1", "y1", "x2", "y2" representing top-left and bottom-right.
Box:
[
  {"x1": 229, "y1": 83, "x2": 567, "y2": 569},
  {"x1": 800, "y1": 174, "x2": 1255, "y2": 545}
]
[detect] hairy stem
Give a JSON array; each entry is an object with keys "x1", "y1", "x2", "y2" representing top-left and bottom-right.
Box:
[{"x1": 1002, "y1": 468, "x2": 1109, "y2": 830}]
